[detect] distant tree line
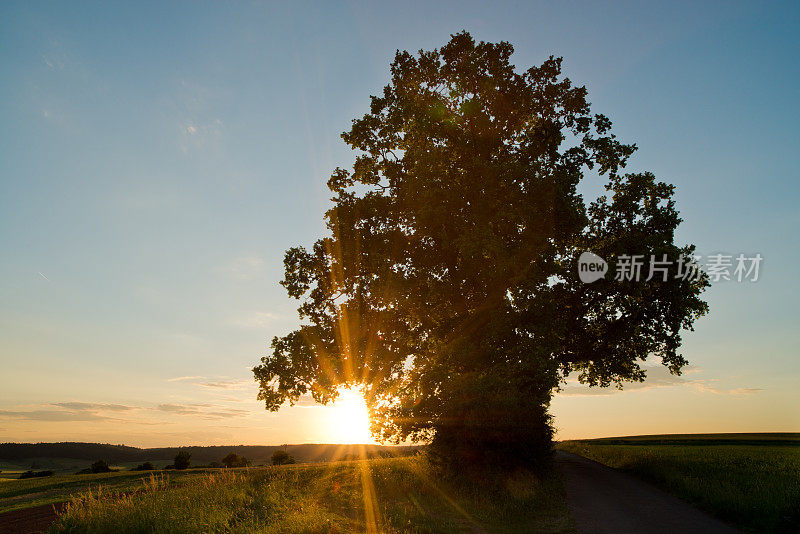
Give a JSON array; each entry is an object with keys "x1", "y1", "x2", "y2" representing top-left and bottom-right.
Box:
[
  {"x1": 0, "y1": 442, "x2": 417, "y2": 464},
  {"x1": 18, "y1": 470, "x2": 54, "y2": 479},
  {"x1": 14, "y1": 445, "x2": 419, "y2": 479}
]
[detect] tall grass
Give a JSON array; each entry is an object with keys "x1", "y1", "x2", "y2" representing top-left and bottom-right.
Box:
[
  {"x1": 50, "y1": 457, "x2": 575, "y2": 533},
  {"x1": 557, "y1": 441, "x2": 800, "y2": 533}
]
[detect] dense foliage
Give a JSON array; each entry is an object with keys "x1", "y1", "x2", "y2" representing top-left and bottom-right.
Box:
[
  {"x1": 173, "y1": 451, "x2": 191, "y2": 470},
  {"x1": 221, "y1": 453, "x2": 251, "y2": 468},
  {"x1": 254, "y1": 32, "x2": 708, "y2": 468},
  {"x1": 270, "y1": 450, "x2": 296, "y2": 466}
]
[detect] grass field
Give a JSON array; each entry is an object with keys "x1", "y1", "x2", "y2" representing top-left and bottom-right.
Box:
[
  {"x1": 0, "y1": 468, "x2": 216, "y2": 514},
  {"x1": 557, "y1": 433, "x2": 800, "y2": 533},
  {"x1": 47, "y1": 457, "x2": 575, "y2": 533},
  {"x1": 0, "y1": 459, "x2": 178, "y2": 477},
  {"x1": 4, "y1": 434, "x2": 797, "y2": 532}
]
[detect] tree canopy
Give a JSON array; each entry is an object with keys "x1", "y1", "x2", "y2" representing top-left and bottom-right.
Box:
[
  {"x1": 270, "y1": 450, "x2": 296, "y2": 466},
  {"x1": 173, "y1": 451, "x2": 191, "y2": 470},
  {"x1": 221, "y1": 452, "x2": 250, "y2": 468},
  {"x1": 254, "y1": 32, "x2": 708, "y2": 468}
]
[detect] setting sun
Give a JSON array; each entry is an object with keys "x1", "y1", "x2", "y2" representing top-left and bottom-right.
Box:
[{"x1": 325, "y1": 388, "x2": 374, "y2": 444}]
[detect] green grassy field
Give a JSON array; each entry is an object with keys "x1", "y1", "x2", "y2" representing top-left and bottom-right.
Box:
[
  {"x1": 47, "y1": 457, "x2": 575, "y2": 533},
  {"x1": 0, "y1": 468, "x2": 217, "y2": 514},
  {"x1": 0, "y1": 459, "x2": 166, "y2": 479},
  {"x1": 557, "y1": 433, "x2": 800, "y2": 533}
]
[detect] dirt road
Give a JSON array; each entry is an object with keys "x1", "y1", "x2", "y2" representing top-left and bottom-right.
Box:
[
  {"x1": 0, "y1": 502, "x2": 66, "y2": 534},
  {"x1": 556, "y1": 451, "x2": 739, "y2": 534}
]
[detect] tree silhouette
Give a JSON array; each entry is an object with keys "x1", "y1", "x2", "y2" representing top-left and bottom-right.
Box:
[
  {"x1": 270, "y1": 450, "x2": 296, "y2": 466},
  {"x1": 254, "y1": 32, "x2": 708, "y2": 470},
  {"x1": 221, "y1": 452, "x2": 250, "y2": 468},
  {"x1": 173, "y1": 451, "x2": 191, "y2": 470}
]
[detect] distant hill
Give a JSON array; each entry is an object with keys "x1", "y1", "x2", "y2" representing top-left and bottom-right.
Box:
[
  {"x1": 0, "y1": 442, "x2": 419, "y2": 465},
  {"x1": 562, "y1": 432, "x2": 800, "y2": 447}
]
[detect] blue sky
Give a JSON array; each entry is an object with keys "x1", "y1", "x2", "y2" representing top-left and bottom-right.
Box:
[{"x1": 1, "y1": 1, "x2": 798, "y2": 446}]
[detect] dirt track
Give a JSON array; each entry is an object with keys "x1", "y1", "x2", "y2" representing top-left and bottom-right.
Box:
[
  {"x1": 556, "y1": 451, "x2": 739, "y2": 534},
  {"x1": 0, "y1": 502, "x2": 66, "y2": 534}
]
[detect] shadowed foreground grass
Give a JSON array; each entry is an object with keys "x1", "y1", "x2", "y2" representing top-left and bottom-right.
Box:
[
  {"x1": 557, "y1": 440, "x2": 800, "y2": 533},
  {"x1": 49, "y1": 456, "x2": 575, "y2": 533}
]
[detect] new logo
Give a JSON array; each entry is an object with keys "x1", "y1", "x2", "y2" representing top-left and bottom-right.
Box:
[{"x1": 578, "y1": 251, "x2": 608, "y2": 283}]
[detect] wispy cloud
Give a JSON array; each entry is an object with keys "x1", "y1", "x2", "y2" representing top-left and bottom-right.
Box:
[
  {"x1": 197, "y1": 380, "x2": 249, "y2": 390},
  {"x1": 156, "y1": 403, "x2": 249, "y2": 419},
  {"x1": 41, "y1": 40, "x2": 67, "y2": 71},
  {"x1": 558, "y1": 366, "x2": 689, "y2": 396},
  {"x1": 0, "y1": 410, "x2": 118, "y2": 422},
  {"x1": 179, "y1": 119, "x2": 223, "y2": 152},
  {"x1": 204, "y1": 410, "x2": 250, "y2": 418},
  {"x1": 558, "y1": 366, "x2": 764, "y2": 398},
  {"x1": 157, "y1": 403, "x2": 201, "y2": 415},
  {"x1": 294, "y1": 395, "x2": 323, "y2": 407},
  {"x1": 52, "y1": 402, "x2": 135, "y2": 412},
  {"x1": 167, "y1": 376, "x2": 205, "y2": 382},
  {"x1": 730, "y1": 387, "x2": 764, "y2": 395},
  {"x1": 229, "y1": 311, "x2": 278, "y2": 329},
  {"x1": 217, "y1": 255, "x2": 264, "y2": 280}
]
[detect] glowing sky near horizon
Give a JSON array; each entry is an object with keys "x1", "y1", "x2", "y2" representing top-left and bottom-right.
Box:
[{"x1": 1, "y1": 1, "x2": 798, "y2": 447}]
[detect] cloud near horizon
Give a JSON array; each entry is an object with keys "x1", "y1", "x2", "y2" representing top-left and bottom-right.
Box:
[
  {"x1": 166, "y1": 376, "x2": 205, "y2": 382},
  {"x1": 729, "y1": 387, "x2": 765, "y2": 395},
  {"x1": 0, "y1": 399, "x2": 253, "y2": 425},
  {"x1": 53, "y1": 402, "x2": 136, "y2": 412},
  {"x1": 0, "y1": 410, "x2": 120, "y2": 422},
  {"x1": 557, "y1": 366, "x2": 764, "y2": 397},
  {"x1": 197, "y1": 380, "x2": 249, "y2": 390},
  {"x1": 156, "y1": 403, "x2": 250, "y2": 419}
]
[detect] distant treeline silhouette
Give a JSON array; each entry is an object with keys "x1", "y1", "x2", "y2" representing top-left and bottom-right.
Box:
[
  {"x1": 0, "y1": 442, "x2": 418, "y2": 464},
  {"x1": 18, "y1": 470, "x2": 54, "y2": 479}
]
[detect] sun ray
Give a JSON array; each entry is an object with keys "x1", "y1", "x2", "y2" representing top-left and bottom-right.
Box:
[
  {"x1": 358, "y1": 443, "x2": 382, "y2": 533},
  {"x1": 406, "y1": 459, "x2": 485, "y2": 531}
]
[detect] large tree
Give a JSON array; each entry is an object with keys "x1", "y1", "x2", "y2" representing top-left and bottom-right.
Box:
[{"x1": 254, "y1": 32, "x2": 708, "y2": 469}]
